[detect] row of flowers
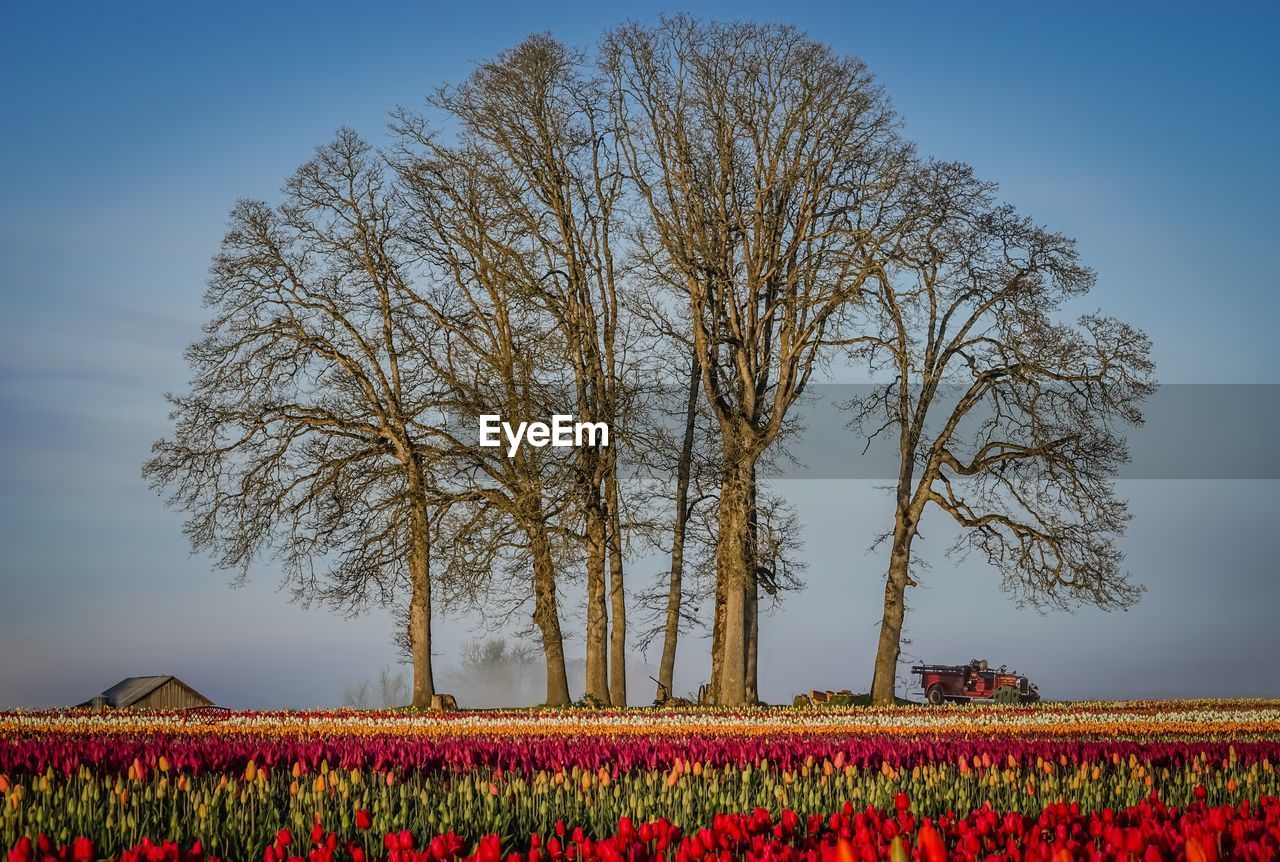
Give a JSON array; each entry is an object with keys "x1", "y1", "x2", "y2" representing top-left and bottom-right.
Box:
[
  {"x1": 5, "y1": 704, "x2": 1279, "y2": 858},
  {"x1": 3, "y1": 757, "x2": 1277, "y2": 856},
  {"x1": 8, "y1": 795, "x2": 1280, "y2": 862},
  {"x1": 4, "y1": 735, "x2": 1280, "y2": 779},
  {"x1": 4, "y1": 703, "x2": 1278, "y2": 739},
  {"x1": 4, "y1": 704, "x2": 1280, "y2": 779}
]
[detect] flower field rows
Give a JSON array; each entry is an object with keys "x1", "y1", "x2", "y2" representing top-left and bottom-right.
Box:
[{"x1": 3, "y1": 702, "x2": 1279, "y2": 861}]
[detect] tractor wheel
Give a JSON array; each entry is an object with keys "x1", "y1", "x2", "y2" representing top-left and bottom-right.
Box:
[
  {"x1": 994, "y1": 685, "x2": 1020, "y2": 705},
  {"x1": 926, "y1": 685, "x2": 946, "y2": 706}
]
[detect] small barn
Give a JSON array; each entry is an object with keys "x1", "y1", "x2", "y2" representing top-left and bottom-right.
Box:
[{"x1": 78, "y1": 675, "x2": 214, "y2": 710}]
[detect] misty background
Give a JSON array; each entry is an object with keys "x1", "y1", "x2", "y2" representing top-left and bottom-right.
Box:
[{"x1": 3, "y1": 1, "x2": 1278, "y2": 707}]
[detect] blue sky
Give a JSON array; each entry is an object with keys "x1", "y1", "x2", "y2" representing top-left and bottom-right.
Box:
[{"x1": 2, "y1": 1, "x2": 1278, "y2": 707}]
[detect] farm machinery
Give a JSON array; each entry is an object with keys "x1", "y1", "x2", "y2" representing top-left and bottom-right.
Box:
[{"x1": 912, "y1": 659, "x2": 1040, "y2": 705}]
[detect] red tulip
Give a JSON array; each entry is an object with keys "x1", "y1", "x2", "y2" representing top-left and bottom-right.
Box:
[
  {"x1": 475, "y1": 835, "x2": 501, "y2": 862},
  {"x1": 71, "y1": 838, "x2": 95, "y2": 862},
  {"x1": 8, "y1": 837, "x2": 32, "y2": 862},
  {"x1": 916, "y1": 823, "x2": 946, "y2": 862}
]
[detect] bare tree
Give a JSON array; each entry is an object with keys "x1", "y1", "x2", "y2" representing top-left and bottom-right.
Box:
[
  {"x1": 604, "y1": 18, "x2": 909, "y2": 704},
  {"x1": 394, "y1": 36, "x2": 637, "y2": 705},
  {"x1": 394, "y1": 118, "x2": 589, "y2": 706},
  {"x1": 342, "y1": 666, "x2": 409, "y2": 708},
  {"x1": 847, "y1": 161, "x2": 1155, "y2": 704},
  {"x1": 144, "y1": 130, "x2": 446, "y2": 708},
  {"x1": 376, "y1": 665, "x2": 411, "y2": 708},
  {"x1": 626, "y1": 340, "x2": 721, "y2": 702},
  {"x1": 443, "y1": 638, "x2": 541, "y2": 707},
  {"x1": 341, "y1": 678, "x2": 372, "y2": 709},
  {"x1": 621, "y1": 276, "x2": 727, "y2": 704},
  {"x1": 655, "y1": 351, "x2": 702, "y2": 699}
]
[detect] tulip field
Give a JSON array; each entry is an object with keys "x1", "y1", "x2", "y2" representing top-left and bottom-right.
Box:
[{"x1": 3, "y1": 702, "x2": 1280, "y2": 861}]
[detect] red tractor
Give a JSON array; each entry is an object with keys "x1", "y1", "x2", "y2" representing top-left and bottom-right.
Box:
[{"x1": 912, "y1": 659, "x2": 1040, "y2": 705}]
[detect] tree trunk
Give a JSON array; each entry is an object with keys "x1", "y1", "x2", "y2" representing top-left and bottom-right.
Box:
[
  {"x1": 657, "y1": 352, "x2": 700, "y2": 701},
  {"x1": 406, "y1": 476, "x2": 434, "y2": 709},
  {"x1": 606, "y1": 466, "x2": 627, "y2": 706},
  {"x1": 584, "y1": 500, "x2": 610, "y2": 705},
  {"x1": 745, "y1": 466, "x2": 759, "y2": 704},
  {"x1": 529, "y1": 522, "x2": 572, "y2": 706},
  {"x1": 710, "y1": 579, "x2": 725, "y2": 703},
  {"x1": 714, "y1": 449, "x2": 753, "y2": 706},
  {"x1": 407, "y1": 538, "x2": 434, "y2": 709},
  {"x1": 745, "y1": 565, "x2": 758, "y2": 705},
  {"x1": 870, "y1": 526, "x2": 913, "y2": 705}
]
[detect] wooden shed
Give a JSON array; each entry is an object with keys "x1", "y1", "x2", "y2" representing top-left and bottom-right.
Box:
[{"x1": 78, "y1": 675, "x2": 214, "y2": 710}]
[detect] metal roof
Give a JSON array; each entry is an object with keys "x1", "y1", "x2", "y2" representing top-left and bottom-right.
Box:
[{"x1": 78, "y1": 675, "x2": 211, "y2": 708}]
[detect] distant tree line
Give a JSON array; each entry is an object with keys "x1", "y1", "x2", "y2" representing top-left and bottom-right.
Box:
[{"x1": 145, "y1": 17, "x2": 1154, "y2": 708}]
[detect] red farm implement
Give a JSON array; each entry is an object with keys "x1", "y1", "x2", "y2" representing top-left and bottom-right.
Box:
[{"x1": 912, "y1": 659, "x2": 1040, "y2": 705}]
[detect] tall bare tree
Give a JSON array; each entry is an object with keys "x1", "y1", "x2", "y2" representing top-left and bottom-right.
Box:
[
  {"x1": 605, "y1": 18, "x2": 910, "y2": 704},
  {"x1": 623, "y1": 272, "x2": 734, "y2": 703},
  {"x1": 848, "y1": 161, "x2": 1155, "y2": 704},
  {"x1": 144, "y1": 130, "x2": 445, "y2": 707},
  {"x1": 655, "y1": 351, "x2": 702, "y2": 699},
  {"x1": 625, "y1": 335, "x2": 720, "y2": 703},
  {"x1": 395, "y1": 35, "x2": 635, "y2": 705},
  {"x1": 396, "y1": 113, "x2": 608, "y2": 706}
]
